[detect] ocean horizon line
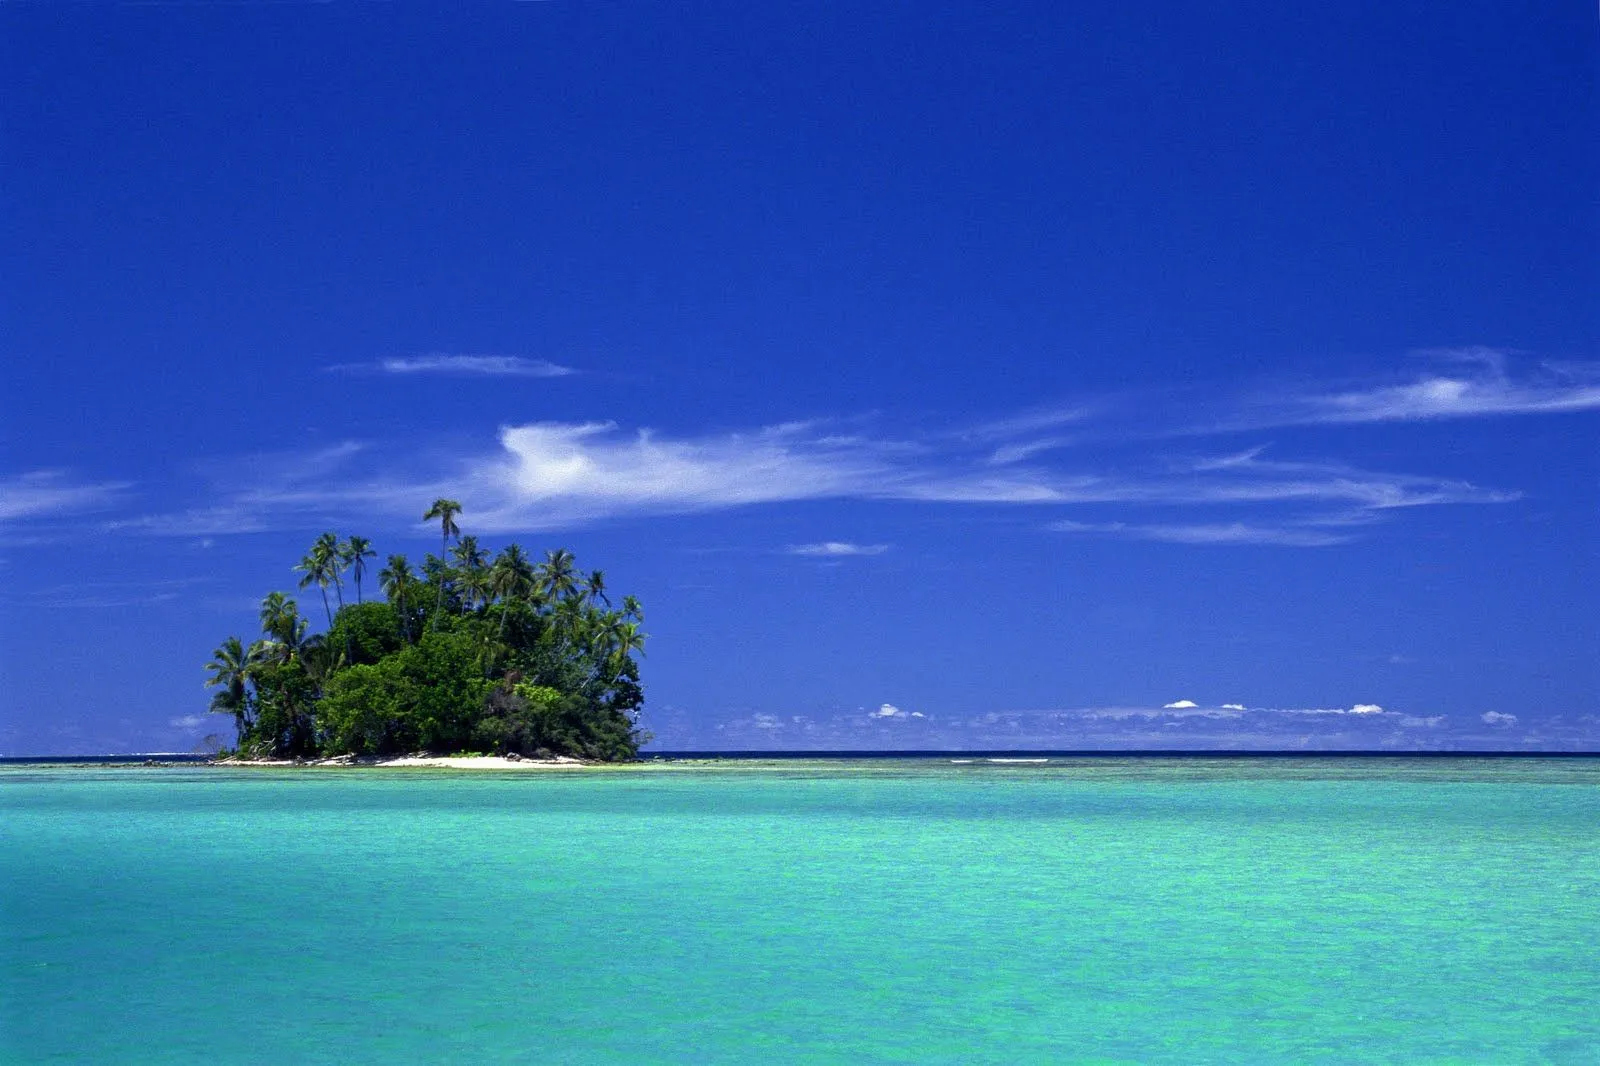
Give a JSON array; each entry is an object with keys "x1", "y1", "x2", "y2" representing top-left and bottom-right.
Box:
[{"x1": 4, "y1": 748, "x2": 1599, "y2": 765}]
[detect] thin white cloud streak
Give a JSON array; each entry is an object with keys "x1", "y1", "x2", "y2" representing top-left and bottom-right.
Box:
[
  {"x1": 787, "y1": 542, "x2": 890, "y2": 557},
  {"x1": 0, "y1": 471, "x2": 132, "y2": 523},
  {"x1": 988, "y1": 437, "x2": 1074, "y2": 466},
  {"x1": 330, "y1": 354, "x2": 577, "y2": 378},
  {"x1": 7, "y1": 578, "x2": 208, "y2": 609},
  {"x1": 1052, "y1": 519, "x2": 1353, "y2": 547},
  {"x1": 1239, "y1": 352, "x2": 1600, "y2": 428},
  {"x1": 109, "y1": 442, "x2": 447, "y2": 536}
]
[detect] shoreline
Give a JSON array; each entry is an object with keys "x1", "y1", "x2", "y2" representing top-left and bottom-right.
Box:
[{"x1": 214, "y1": 754, "x2": 599, "y2": 770}]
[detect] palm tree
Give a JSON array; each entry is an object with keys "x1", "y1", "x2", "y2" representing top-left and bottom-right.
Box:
[
  {"x1": 598, "y1": 614, "x2": 646, "y2": 658},
  {"x1": 314, "y1": 531, "x2": 345, "y2": 612},
  {"x1": 423, "y1": 499, "x2": 462, "y2": 623},
  {"x1": 298, "y1": 633, "x2": 341, "y2": 685},
  {"x1": 341, "y1": 536, "x2": 377, "y2": 603},
  {"x1": 294, "y1": 542, "x2": 336, "y2": 629},
  {"x1": 490, "y1": 544, "x2": 535, "y2": 602},
  {"x1": 451, "y1": 534, "x2": 488, "y2": 574},
  {"x1": 584, "y1": 616, "x2": 646, "y2": 688},
  {"x1": 258, "y1": 593, "x2": 308, "y2": 662},
  {"x1": 620, "y1": 594, "x2": 644, "y2": 623},
  {"x1": 583, "y1": 569, "x2": 610, "y2": 608},
  {"x1": 460, "y1": 566, "x2": 493, "y2": 613},
  {"x1": 488, "y1": 544, "x2": 536, "y2": 651},
  {"x1": 424, "y1": 498, "x2": 462, "y2": 555},
  {"x1": 205, "y1": 635, "x2": 262, "y2": 742},
  {"x1": 539, "y1": 548, "x2": 579, "y2": 602},
  {"x1": 379, "y1": 553, "x2": 414, "y2": 640}
]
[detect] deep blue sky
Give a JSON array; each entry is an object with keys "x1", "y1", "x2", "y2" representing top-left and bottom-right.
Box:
[{"x1": 2, "y1": 2, "x2": 1596, "y2": 753}]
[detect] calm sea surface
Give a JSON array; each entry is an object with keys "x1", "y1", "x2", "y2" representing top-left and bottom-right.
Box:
[{"x1": 3, "y1": 757, "x2": 1597, "y2": 1064}]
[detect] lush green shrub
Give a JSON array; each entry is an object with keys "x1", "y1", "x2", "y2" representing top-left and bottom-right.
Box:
[{"x1": 327, "y1": 601, "x2": 402, "y2": 666}]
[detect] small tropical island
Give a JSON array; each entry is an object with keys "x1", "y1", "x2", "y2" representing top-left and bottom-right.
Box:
[{"x1": 204, "y1": 499, "x2": 648, "y2": 763}]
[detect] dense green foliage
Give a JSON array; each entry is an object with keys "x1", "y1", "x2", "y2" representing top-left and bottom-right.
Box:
[{"x1": 204, "y1": 501, "x2": 648, "y2": 761}]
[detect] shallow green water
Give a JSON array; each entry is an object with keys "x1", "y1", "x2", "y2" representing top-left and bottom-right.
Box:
[{"x1": 3, "y1": 758, "x2": 1598, "y2": 1063}]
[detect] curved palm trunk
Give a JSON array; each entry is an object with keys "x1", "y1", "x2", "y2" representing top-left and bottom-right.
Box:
[
  {"x1": 319, "y1": 586, "x2": 332, "y2": 629},
  {"x1": 433, "y1": 531, "x2": 448, "y2": 626}
]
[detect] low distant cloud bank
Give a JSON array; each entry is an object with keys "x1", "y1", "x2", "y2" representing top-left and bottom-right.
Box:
[
  {"x1": 330, "y1": 354, "x2": 576, "y2": 378},
  {"x1": 646, "y1": 699, "x2": 1597, "y2": 752}
]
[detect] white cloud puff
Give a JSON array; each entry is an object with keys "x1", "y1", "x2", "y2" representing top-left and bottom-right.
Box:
[
  {"x1": 1349, "y1": 704, "x2": 1384, "y2": 715},
  {"x1": 1481, "y1": 711, "x2": 1518, "y2": 726},
  {"x1": 169, "y1": 715, "x2": 207, "y2": 730},
  {"x1": 1163, "y1": 700, "x2": 1199, "y2": 709},
  {"x1": 1221, "y1": 703, "x2": 1246, "y2": 711},
  {"x1": 872, "y1": 703, "x2": 924, "y2": 719}
]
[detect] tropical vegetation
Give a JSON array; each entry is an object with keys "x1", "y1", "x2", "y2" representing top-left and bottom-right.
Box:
[{"x1": 204, "y1": 499, "x2": 648, "y2": 761}]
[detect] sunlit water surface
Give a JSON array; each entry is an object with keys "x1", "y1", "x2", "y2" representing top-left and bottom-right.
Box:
[{"x1": 3, "y1": 757, "x2": 1598, "y2": 1064}]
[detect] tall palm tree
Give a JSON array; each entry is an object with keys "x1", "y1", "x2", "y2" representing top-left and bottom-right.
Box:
[
  {"x1": 314, "y1": 531, "x2": 345, "y2": 612},
  {"x1": 488, "y1": 544, "x2": 537, "y2": 650},
  {"x1": 620, "y1": 595, "x2": 644, "y2": 623},
  {"x1": 583, "y1": 569, "x2": 610, "y2": 608},
  {"x1": 379, "y1": 553, "x2": 415, "y2": 641},
  {"x1": 205, "y1": 635, "x2": 262, "y2": 742},
  {"x1": 450, "y1": 534, "x2": 488, "y2": 574},
  {"x1": 341, "y1": 536, "x2": 377, "y2": 603},
  {"x1": 294, "y1": 542, "x2": 336, "y2": 629},
  {"x1": 490, "y1": 544, "x2": 535, "y2": 602},
  {"x1": 539, "y1": 548, "x2": 579, "y2": 602},
  {"x1": 424, "y1": 498, "x2": 462, "y2": 556},
  {"x1": 423, "y1": 499, "x2": 462, "y2": 623}
]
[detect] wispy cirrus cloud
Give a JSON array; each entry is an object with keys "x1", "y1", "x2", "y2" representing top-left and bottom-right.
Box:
[
  {"x1": 107, "y1": 442, "x2": 419, "y2": 536},
  {"x1": 0, "y1": 471, "x2": 132, "y2": 523},
  {"x1": 1237, "y1": 349, "x2": 1600, "y2": 428},
  {"x1": 787, "y1": 542, "x2": 890, "y2": 557},
  {"x1": 1051, "y1": 519, "x2": 1353, "y2": 547},
  {"x1": 329, "y1": 354, "x2": 577, "y2": 378},
  {"x1": 109, "y1": 412, "x2": 1519, "y2": 541},
  {"x1": 466, "y1": 421, "x2": 1515, "y2": 533},
  {"x1": 6, "y1": 577, "x2": 209, "y2": 609}
]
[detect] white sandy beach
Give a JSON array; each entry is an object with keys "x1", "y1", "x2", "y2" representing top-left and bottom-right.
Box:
[{"x1": 216, "y1": 754, "x2": 594, "y2": 770}]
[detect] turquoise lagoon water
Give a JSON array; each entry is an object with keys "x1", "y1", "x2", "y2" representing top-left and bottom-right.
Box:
[{"x1": 3, "y1": 757, "x2": 1598, "y2": 1064}]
